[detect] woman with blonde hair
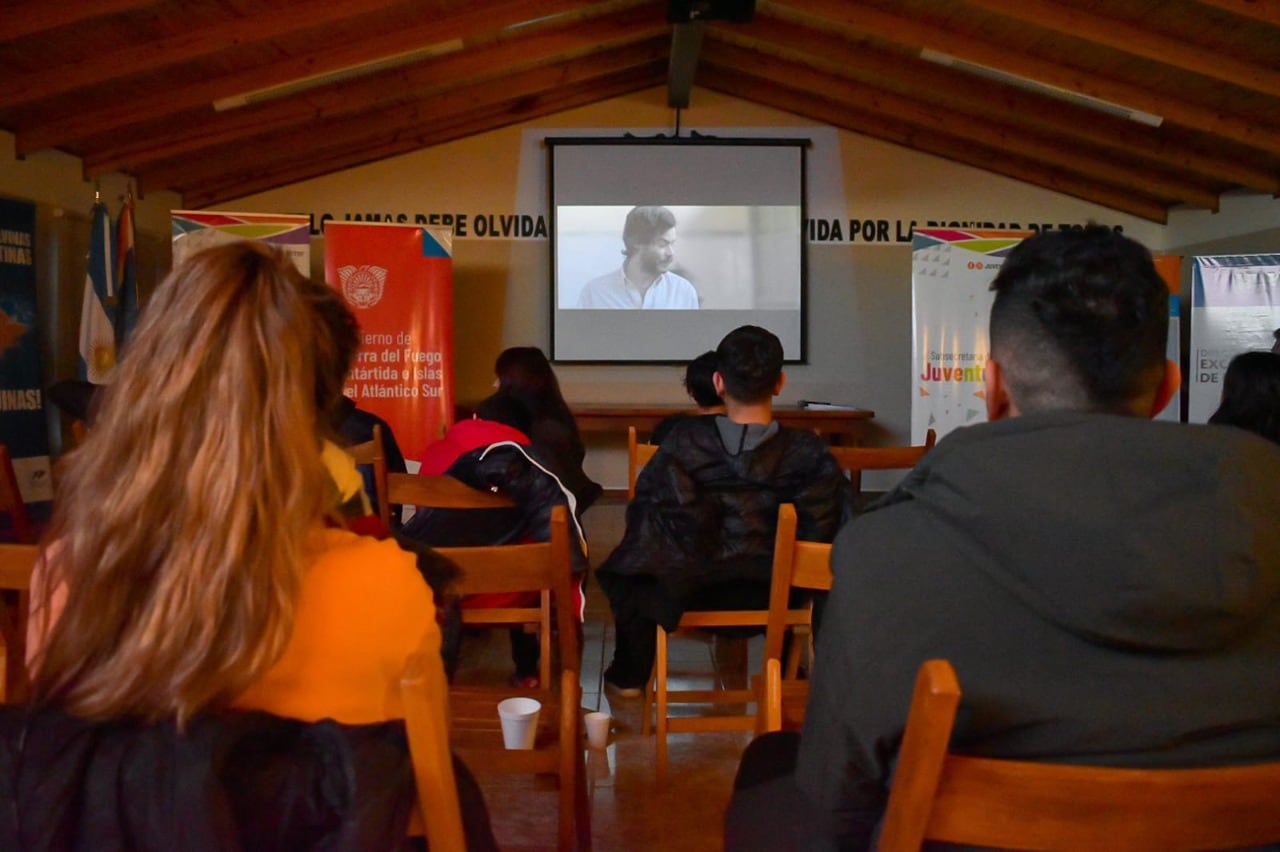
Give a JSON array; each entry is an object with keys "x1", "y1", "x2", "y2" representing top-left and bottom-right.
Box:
[{"x1": 14, "y1": 242, "x2": 492, "y2": 847}]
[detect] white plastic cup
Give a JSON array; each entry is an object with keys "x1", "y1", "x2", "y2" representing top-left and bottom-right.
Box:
[
  {"x1": 584, "y1": 711, "x2": 611, "y2": 750},
  {"x1": 497, "y1": 697, "x2": 541, "y2": 750}
]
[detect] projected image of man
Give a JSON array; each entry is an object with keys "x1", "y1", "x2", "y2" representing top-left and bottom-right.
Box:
[{"x1": 577, "y1": 206, "x2": 700, "y2": 309}]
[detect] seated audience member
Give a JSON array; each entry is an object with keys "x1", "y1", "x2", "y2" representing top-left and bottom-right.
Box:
[
  {"x1": 1273, "y1": 327, "x2": 1280, "y2": 355},
  {"x1": 725, "y1": 226, "x2": 1280, "y2": 851},
  {"x1": 597, "y1": 325, "x2": 853, "y2": 696},
  {"x1": 17, "y1": 242, "x2": 496, "y2": 850},
  {"x1": 494, "y1": 346, "x2": 603, "y2": 514},
  {"x1": 650, "y1": 349, "x2": 725, "y2": 445},
  {"x1": 1209, "y1": 350, "x2": 1280, "y2": 446},
  {"x1": 403, "y1": 391, "x2": 589, "y2": 687},
  {"x1": 337, "y1": 396, "x2": 409, "y2": 528}
]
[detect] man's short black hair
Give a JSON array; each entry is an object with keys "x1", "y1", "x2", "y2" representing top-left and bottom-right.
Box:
[
  {"x1": 622, "y1": 206, "x2": 676, "y2": 256},
  {"x1": 684, "y1": 350, "x2": 722, "y2": 408},
  {"x1": 715, "y1": 325, "x2": 783, "y2": 404},
  {"x1": 989, "y1": 225, "x2": 1168, "y2": 414}
]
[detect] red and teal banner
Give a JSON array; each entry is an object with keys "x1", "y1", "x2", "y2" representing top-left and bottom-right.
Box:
[
  {"x1": 0, "y1": 197, "x2": 52, "y2": 506},
  {"x1": 323, "y1": 222, "x2": 455, "y2": 465},
  {"x1": 171, "y1": 210, "x2": 311, "y2": 275}
]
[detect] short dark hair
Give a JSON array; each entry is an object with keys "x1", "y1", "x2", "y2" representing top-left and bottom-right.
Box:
[
  {"x1": 684, "y1": 350, "x2": 721, "y2": 408},
  {"x1": 715, "y1": 325, "x2": 783, "y2": 404},
  {"x1": 1208, "y1": 351, "x2": 1280, "y2": 445},
  {"x1": 989, "y1": 226, "x2": 1168, "y2": 414},
  {"x1": 622, "y1": 206, "x2": 676, "y2": 256}
]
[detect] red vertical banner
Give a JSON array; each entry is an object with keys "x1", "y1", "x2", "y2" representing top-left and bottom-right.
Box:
[{"x1": 324, "y1": 223, "x2": 454, "y2": 464}]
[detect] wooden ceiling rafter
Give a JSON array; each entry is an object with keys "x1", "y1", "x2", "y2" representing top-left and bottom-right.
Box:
[
  {"x1": 0, "y1": 0, "x2": 154, "y2": 42},
  {"x1": 13, "y1": 0, "x2": 630, "y2": 154},
  {"x1": 963, "y1": 0, "x2": 1280, "y2": 97},
  {"x1": 714, "y1": 17, "x2": 1278, "y2": 194},
  {"x1": 136, "y1": 48, "x2": 668, "y2": 192},
  {"x1": 764, "y1": 0, "x2": 1280, "y2": 154},
  {"x1": 1194, "y1": 0, "x2": 1280, "y2": 27},
  {"x1": 701, "y1": 43, "x2": 1219, "y2": 210},
  {"x1": 700, "y1": 67, "x2": 1172, "y2": 223},
  {"x1": 82, "y1": 9, "x2": 668, "y2": 179},
  {"x1": 176, "y1": 67, "x2": 666, "y2": 209}
]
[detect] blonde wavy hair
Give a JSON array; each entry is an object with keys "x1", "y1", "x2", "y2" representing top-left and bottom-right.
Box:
[{"x1": 34, "y1": 241, "x2": 355, "y2": 724}]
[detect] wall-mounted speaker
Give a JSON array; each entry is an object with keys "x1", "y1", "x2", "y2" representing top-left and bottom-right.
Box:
[{"x1": 666, "y1": 0, "x2": 755, "y2": 24}]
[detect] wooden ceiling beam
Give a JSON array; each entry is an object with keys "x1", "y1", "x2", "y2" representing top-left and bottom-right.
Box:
[
  {"x1": 2, "y1": 0, "x2": 410, "y2": 109},
  {"x1": 702, "y1": 43, "x2": 1220, "y2": 210},
  {"x1": 1195, "y1": 0, "x2": 1280, "y2": 27},
  {"x1": 84, "y1": 13, "x2": 667, "y2": 178},
  {"x1": 138, "y1": 51, "x2": 666, "y2": 192},
  {"x1": 718, "y1": 17, "x2": 1279, "y2": 193},
  {"x1": 964, "y1": 0, "x2": 1280, "y2": 97},
  {"x1": 764, "y1": 0, "x2": 1280, "y2": 154},
  {"x1": 175, "y1": 70, "x2": 664, "y2": 209},
  {"x1": 17, "y1": 0, "x2": 640, "y2": 154},
  {"x1": 701, "y1": 67, "x2": 1171, "y2": 223},
  {"x1": 0, "y1": 0, "x2": 153, "y2": 42}
]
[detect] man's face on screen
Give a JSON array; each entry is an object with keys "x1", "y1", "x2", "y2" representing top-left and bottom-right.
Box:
[{"x1": 636, "y1": 228, "x2": 676, "y2": 277}]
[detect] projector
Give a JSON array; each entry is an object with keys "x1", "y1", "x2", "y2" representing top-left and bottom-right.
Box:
[{"x1": 666, "y1": 0, "x2": 755, "y2": 23}]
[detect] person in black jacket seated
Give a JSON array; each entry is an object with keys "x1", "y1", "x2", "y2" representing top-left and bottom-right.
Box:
[
  {"x1": 494, "y1": 346, "x2": 603, "y2": 514},
  {"x1": 650, "y1": 349, "x2": 725, "y2": 446},
  {"x1": 597, "y1": 325, "x2": 853, "y2": 695},
  {"x1": 1209, "y1": 350, "x2": 1280, "y2": 446}
]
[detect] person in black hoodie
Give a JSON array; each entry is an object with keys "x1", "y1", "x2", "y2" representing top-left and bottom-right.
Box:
[
  {"x1": 725, "y1": 226, "x2": 1280, "y2": 852},
  {"x1": 597, "y1": 325, "x2": 852, "y2": 695}
]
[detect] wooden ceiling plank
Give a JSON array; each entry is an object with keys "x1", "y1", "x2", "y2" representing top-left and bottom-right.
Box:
[
  {"x1": 964, "y1": 0, "x2": 1280, "y2": 97},
  {"x1": 2, "y1": 0, "x2": 410, "y2": 108},
  {"x1": 703, "y1": 44, "x2": 1220, "y2": 209},
  {"x1": 16, "y1": 0, "x2": 640, "y2": 154},
  {"x1": 137, "y1": 52, "x2": 667, "y2": 191},
  {"x1": 84, "y1": 15, "x2": 667, "y2": 177},
  {"x1": 0, "y1": 0, "x2": 154, "y2": 42},
  {"x1": 702, "y1": 69, "x2": 1171, "y2": 223},
  {"x1": 1195, "y1": 0, "x2": 1280, "y2": 27},
  {"x1": 765, "y1": 0, "x2": 1280, "y2": 154},
  {"x1": 717, "y1": 19, "x2": 1279, "y2": 193},
  {"x1": 174, "y1": 70, "x2": 663, "y2": 208}
]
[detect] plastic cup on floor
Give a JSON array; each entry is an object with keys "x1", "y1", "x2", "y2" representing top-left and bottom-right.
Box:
[
  {"x1": 584, "y1": 711, "x2": 611, "y2": 750},
  {"x1": 497, "y1": 697, "x2": 541, "y2": 750}
]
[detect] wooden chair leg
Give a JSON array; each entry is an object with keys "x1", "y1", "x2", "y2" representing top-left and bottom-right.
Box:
[{"x1": 655, "y1": 625, "x2": 669, "y2": 786}]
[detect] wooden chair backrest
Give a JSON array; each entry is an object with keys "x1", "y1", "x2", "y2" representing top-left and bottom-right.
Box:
[
  {"x1": 829, "y1": 428, "x2": 936, "y2": 503},
  {"x1": 627, "y1": 426, "x2": 658, "y2": 500},
  {"x1": 878, "y1": 659, "x2": 1280, "y2": 851},
  {"x1": 387, "y1": 472, "x2": 516, "y2": 511},
  {"x1": 401, "y1": 646, "x2": 467, "y2": 852},
  {"x1": 0, "y1": 542, "x2": 39, "y2": 704},
  {"x1": 0, "y1": 445, "x2": 34, "y2": 544},
  {"x1": 345, "y1": 424, "x2": 390, "y2": 527}
]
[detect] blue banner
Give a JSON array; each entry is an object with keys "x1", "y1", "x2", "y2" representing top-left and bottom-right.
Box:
[{"x1": 0, "y1": 196, "x2": 52, "y2": 505}]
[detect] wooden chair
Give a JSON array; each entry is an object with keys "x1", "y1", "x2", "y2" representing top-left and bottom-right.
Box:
[
  {"x1": 345, "y1": 424, "x2": 390, "y2": 527},
  {"x1": 0, "y1": 445, "x2": 34, "y2": 544},
  {"x1": 878, "y1": 659, "x2": 1280, "y2": 851},
  {"x1": 401, "y1": 643, "x2": 467, "y2": 852},
  {"x1": 0, "y1": 543, "x2": 38, "y2": 704},
  {"x1": 434, "y1": 504, "x2": 590, "y2": 851},
  {"x1": 757, "y1": 503, "x2": 833, "y2": 733},
  {"x1": 626, "y1": 425, "x2": 657, "y2": 500},
  {"x1": 829, "y1": 428, "x2": 936, "y2": 509}
]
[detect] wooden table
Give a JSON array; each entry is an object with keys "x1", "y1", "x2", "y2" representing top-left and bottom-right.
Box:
[{"x1": 570, "y1": 404, "x2": 876, "y2": 443}]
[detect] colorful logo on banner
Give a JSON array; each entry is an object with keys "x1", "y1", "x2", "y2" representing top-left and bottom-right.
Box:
[
  {"x1": 911, "y1": 228, "x2": 1029, "y2": 443},
  {"x1": 0, "y1": 197, "x2": 53, "y2": 505},
  {"x1": 1189, "y1": 254, "x2": 1280, "y2": 423},
  {"x1": 324, "y1": 223, "x2": 455, "y2": 465},
  {"x1": 171, "y1": 210, "x2": 311, "y2": 275}
]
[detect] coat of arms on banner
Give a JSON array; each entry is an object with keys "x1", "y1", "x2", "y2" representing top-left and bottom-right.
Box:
[{"x1": 338, "y1": 264, "x2": 387, "y2": 309}]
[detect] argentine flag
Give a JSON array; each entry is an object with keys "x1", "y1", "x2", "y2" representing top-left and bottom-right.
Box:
[
  {"x1": 115, "y1": 195, "x2": 139, "y2": 347},
  {"x1": 79, "y1": 201, "x2": 117, "y2": 383}
]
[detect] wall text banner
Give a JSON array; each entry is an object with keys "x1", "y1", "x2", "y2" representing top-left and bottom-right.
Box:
[
  {"x1": 171, "y1": 210, "x2": 311, "y2": 274},
  {"x1": 911, "y1": 229, "x2": 1029, "y2": 444},
  {"x1": 1189, "y1": 254, "x2": 1280, "y2": 423},
  {"x1": 323, "y1": 223, "x2": 454, "y2": 464},
  {"x1": 0, "y1": 197, "x2": 52, "y2": 504}
]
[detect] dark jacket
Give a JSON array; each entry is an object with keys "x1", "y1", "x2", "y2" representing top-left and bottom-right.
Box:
[
  {"x1": 798, "y1": 412, "x2": 1280, "y2": 849},
  {"x1": 597, "y1": 415, "x2": 853, "y2": 629}
]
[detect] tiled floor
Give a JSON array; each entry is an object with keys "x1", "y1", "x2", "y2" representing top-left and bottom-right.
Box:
[{"x1": 453, "y1": 495, "x2": 759, "y2": 851}]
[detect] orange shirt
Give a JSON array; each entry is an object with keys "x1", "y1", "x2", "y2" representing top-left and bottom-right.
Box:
[{"x1": 233, "y1": 528, "x2": 437, "y2": 724}]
